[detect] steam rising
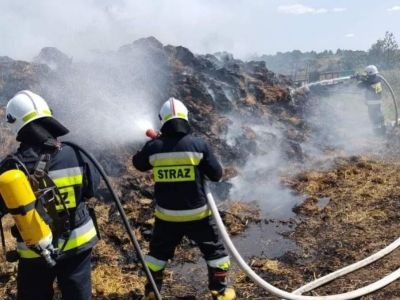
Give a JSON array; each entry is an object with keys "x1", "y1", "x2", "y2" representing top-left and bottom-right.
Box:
[
  {"x1": 225, "y1": 114, "x2": 301, "y2": 219},
  {"x1": 227, "y1": 82, "x2": 385, "y2": 218},
  {"x1": 306, "y1": 85, "x2": 378, "y2": 155}
]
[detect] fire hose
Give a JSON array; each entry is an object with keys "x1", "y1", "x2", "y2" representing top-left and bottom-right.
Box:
[
  {"x1": 377, "y1": 74, "x2": 398, "y2": 126},
  {"x1": 62, "y1": 142, "x2": 162, "y2": 300},
  {"x1": 205, "y1": 183, "x2": 400, "y2": 300}
]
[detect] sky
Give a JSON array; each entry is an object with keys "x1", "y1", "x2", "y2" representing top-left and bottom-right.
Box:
[{"x1": 0, "y1": 0, "x2": 400, "y2": 60}]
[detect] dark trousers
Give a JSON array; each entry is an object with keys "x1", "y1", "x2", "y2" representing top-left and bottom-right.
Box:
[
  {"x1": 149, "y1": 216, "x2": 227, "y2": 262},
  {"x1": 17, "y1": 249, "x2": 92, "y2": 300},
  {"x1": 368, "y1": 104, "x2": 385, "y2": 129}
]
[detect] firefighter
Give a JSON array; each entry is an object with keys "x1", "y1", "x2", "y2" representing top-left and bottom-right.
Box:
[
  {"x1": 355, "y1": 65, "x2": 386, "y2": 135},
  {"x1": 0, "y1": 90, "x2": 100, "y2": 300},
  {"x1": 132, "y1": 97, "x2": 236, "y2": 300}
]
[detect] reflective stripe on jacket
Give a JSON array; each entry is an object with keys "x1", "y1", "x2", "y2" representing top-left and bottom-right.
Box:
[
  {"x1": 17, "y1": 219, "x2": 98, "y2": 258},
  {"x1": 358, "y1": 76, "x2": 383, "y2": 103},
  {"x1": 155, "y1": 204, "x2": 212, "y2": 222},
  {"x1": 132, "y1": 132, "x2": 223, "y2": 222},
  {"x1": 150, "y1": 151, "x2": 203, "y2": 183},
  {"x1": 49, "y1": 166, "x2": 83, "y2": 210}
]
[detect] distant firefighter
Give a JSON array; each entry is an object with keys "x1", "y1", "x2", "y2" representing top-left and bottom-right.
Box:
[{"x1": 355, "y1": 65, "x2": 386, "y2": 136}]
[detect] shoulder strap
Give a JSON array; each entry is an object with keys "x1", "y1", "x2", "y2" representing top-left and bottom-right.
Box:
[
  {"x1": 0, "y1": 217, "x2": 6, "y2": 256},
  {"x1": 22, "y1": 152, "x2": 72, "y2": 248},
  {"x1": 0, "y1": 154, "x2": 30, "y2": 176},
  {"x1": 34, "y1": 153, "x2": 51, "y2": 178},
  {"x1": 29, "y1": 153, "x2": 51, "y2": 190}
]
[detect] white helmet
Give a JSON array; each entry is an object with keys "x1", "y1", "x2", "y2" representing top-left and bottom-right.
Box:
[
  {"x1": 158, "y1": 97, "x2": 189, "y2": 125},
  {"x1": 6, "y1": 90, "x2": 53, "y2": 134},
  {"x1": 365, "y1": 65, "x2": 378, "y2": 76}
]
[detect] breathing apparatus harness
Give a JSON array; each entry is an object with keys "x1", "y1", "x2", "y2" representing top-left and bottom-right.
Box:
[{"x1": 0, "y1": 141, "x2": 79, "y2": 267}]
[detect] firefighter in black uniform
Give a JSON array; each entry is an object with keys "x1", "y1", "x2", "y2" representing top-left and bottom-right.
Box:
[
  {"x1": 0, "y1": 90, "x2": 100, "y2": 300},
  {"x1": 356, "y1": 65, "x2": 386, "y2": 135},
  {"x1": 132, "y1": 97, "x2": 236, "y2": 300}
]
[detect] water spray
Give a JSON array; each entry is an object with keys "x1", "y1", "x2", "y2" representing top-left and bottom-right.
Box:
[{"x1": 306, "y1": 76, "x2": 353, "y2": 88}]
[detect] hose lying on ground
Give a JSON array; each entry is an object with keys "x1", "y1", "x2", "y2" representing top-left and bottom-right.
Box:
[
  {"x1": 63, "y1": 141, "x2": 162, "y2": 300},
  {"x1": 377, "y1": 74, "x2": 399, "y2": 126},
  {"x1": 292, "y1": 237, "x2": 400, "y2": 295},
  {"x1": 205, "y1": 183, "x2": 400, "y2": 300}
]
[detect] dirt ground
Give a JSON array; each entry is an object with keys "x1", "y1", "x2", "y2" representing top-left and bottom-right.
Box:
[{"x1": 231, "y1": 155, "x2": 399, "y2": 300}]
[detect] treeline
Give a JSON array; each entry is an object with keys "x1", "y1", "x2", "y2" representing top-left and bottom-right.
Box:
[{"x1": 256, "y1": 32, "x2": 400, "y2": 76}]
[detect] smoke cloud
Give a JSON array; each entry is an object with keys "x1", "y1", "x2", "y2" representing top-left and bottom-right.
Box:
[
  {"x1": 226, "y1": 81, "x2": 390, "y2": 218},
  {"x1": 224, "y1": 113, "x2": 302, "y2": 219},
  {"x1": 305, "y1": 85, "x2": 378, "y2": 155}
]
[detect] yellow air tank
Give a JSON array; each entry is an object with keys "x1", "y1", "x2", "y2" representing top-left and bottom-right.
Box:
[{"x1": 0, "y1": 169, "x2": 52, "y2": 247}]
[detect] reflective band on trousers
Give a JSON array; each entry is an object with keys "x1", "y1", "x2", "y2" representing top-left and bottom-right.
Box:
[
  {"x1": 145, "y1": 255, "x2": 167, "y2": 272},
  {"x1": 17, "y1": 219, "x2": 97, "y2": 258},
  {"x1": 49, "y1": 167, "x2": 83, "y2": 210},
  {"x1": 367, "y1": 100, "x2": 382, "y2": 105},
  {"x1": 207, "y1": 256, "x2": 231, "y2": 270},
  {"x1": 155, "y1": 204, "x2": 212, "y2": 222},
  {"x1": 149, "y1": 152, "x2": 203, "y2": 167}
]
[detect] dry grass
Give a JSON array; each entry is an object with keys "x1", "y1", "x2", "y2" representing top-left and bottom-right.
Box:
[{"x1": 284, "y1": 156, "x2": 400, "y2": 299}]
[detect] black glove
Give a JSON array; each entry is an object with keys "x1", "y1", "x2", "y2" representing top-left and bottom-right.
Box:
[{"x1": 352, "y1": 73, "x2": 366, "y2": 81}]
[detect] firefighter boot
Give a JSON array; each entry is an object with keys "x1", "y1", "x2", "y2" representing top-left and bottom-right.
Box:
[
  {"x1": 210, "y1": 288, "x2": 236, "y2": 300},
  {"x1": 208, "y1": 267, "x2": 236, "y2": 300},
  {"x1": 142, "y1": 270, "x2": 163, "y2": 300}
]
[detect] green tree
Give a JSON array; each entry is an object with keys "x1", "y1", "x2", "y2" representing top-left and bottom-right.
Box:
[{"x1": 368, "y1": 31, "x2": 400, "y2": 69}]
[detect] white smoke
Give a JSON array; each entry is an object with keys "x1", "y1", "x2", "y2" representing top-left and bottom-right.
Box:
[
  {"x1": 230, "y1": 150, "x2": 301, "y2": 219},
  {"x1": 226, "y1": 81, "x2": 389, "y2": 218},
  {"x1": 225, "y1": 114, "x2": 302, "y2": 219},
  {"x1": 305, "y1": 84, "x2": 384, "y2": 156}
]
